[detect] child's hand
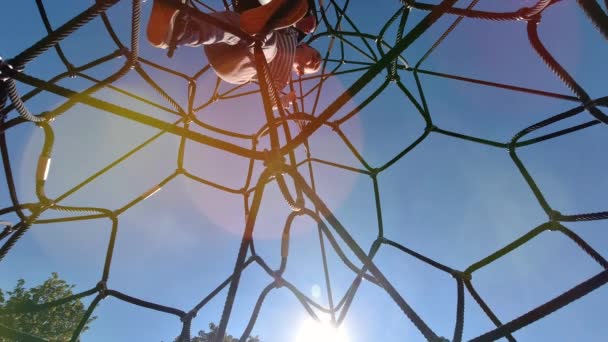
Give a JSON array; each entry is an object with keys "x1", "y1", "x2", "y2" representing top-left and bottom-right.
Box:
[
  {"x1": 295, "y1": 65, "x2": 305, "y2": 77},
  {"x1": 273, "y1": 91, "x2": 297, "y2": 110},
  {"x1": 281, "y1": 91, "x2": 297, "y2": 108},
  {"x1": 295, "y1": 15, "x2": 316, "y2": 34}
]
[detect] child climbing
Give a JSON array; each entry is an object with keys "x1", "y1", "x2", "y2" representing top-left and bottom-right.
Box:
[{"x1": 146, "y1": 0, "x2": 322, "y2": 108}]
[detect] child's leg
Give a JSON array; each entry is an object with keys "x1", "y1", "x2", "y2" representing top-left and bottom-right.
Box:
[
  {"x1": 239, "y1": 0, "x2": 308, "y2": 35},
  {"x1": 178, "y1": 11, "x2": 244, "y2": 47},
  {"x1": 147, "y1": 1, "x2": 248, "y2": 49},
  {"x1": 181, "y1": 10, "x2": 279, "y2": 64}
]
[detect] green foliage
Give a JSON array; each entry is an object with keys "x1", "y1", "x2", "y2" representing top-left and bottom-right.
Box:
[
  {"x1": 0, "y1": 273, "x2": 95, "y2": 341},
  {"x1": 177, "y1": 323, "x2": 260, "y2": 342}
]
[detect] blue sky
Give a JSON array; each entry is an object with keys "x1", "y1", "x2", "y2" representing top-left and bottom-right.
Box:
[{"x1": 1, "y1": 0, "x2": 607, "y2": 341}]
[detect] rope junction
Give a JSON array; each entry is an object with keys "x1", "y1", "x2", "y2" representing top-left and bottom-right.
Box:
[{"x1": 0, "y1": 0, "x2": 607, "y2": 341}]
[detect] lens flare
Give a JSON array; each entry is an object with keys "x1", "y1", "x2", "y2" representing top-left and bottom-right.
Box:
[{"x1": 294, "y1": 318, "x2": 349, "y2": 342}]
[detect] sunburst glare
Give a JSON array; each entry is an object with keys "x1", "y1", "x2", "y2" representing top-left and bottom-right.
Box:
[{"x1": 294, "y1": 317, "x2": 350, "y2": 342}]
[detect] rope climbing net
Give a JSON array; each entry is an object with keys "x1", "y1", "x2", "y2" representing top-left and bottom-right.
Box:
[{"x1": 1, "y1": 0, "x2": 607, "y2": 341}]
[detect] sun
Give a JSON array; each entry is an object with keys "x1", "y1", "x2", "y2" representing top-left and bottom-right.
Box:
[{"x1": 294, "y1": 317, "x2": 350, "y2": 342}]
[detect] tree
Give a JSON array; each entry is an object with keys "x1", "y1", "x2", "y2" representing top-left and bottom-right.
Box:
[
  {"x1": 0, "y1": 272, "x2": 95, "y2": 341},
  {"x1": 177, "y1": 323, "x2": 261, "y2": 342}
]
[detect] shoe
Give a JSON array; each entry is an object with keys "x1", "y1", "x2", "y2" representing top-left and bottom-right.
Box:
[
  {"x1": 240, "y1": 0, "x2": 309, "y2": 36},
  {"x1": 147, "y1": 0, "x2": 184, "y2": 49}
]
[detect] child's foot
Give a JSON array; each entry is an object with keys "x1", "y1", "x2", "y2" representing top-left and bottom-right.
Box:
[
  {"x1": 240, "y1": 0, "x2": 309, "y2": 36},
  {"x1": 147, "y1": 0, "x2": 183, "y2": 49}
]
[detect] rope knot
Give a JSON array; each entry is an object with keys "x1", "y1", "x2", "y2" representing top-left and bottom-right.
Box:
[
  {"x1": 387, "y1": 74, "x2": 400, "y2": 82},
  {"x1": 37, "y1": 111, "x2": 55, "y2": 123},
  {"x1": 327, "y1": 121, "x2": 340, "y2": 132},
  {"x1": 263, "y1": 149, "x2": 285, "y2": 176},
  {"x1": 527, "y1": 13, "x2": 542, "y2": 24},
  {"x1": 273, "y1": 272, "x2": 285, "y2": 288},
  {"x1": 117, "y1": 47, "x2": 131, "y2": 59},
  {"x1": 96, "y1": 281, "x2": 108, "y2": 298},
  {"x1": 400, "y1": 0, "x2": 415, "y2": 9},
  {"x1": 451, "y1": 270, "x2": 471, "y2": 281},
  {"x1": 515, "y1": 7, "x2": 532, "y2": 21},
  {"x1": 181, "y1": 310, "x2": 197, "y2": 323},
  {"x1": 583, "y1": 100, "x2": 598, "y2": 111},
  {"x1": 40, "y1": 198, "x2": 55, "y2": 210},
  {"x1": 0, "y1": 57, "x2": 16, "y2": 82},
  {"x1": 66, "y1": 63, "x2": 78, "y2": 78},
  {"x1": 549, "y1": 210, "x2": 562, "y2": 223}
]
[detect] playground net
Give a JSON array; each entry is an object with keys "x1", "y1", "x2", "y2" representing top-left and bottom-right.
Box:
[{"x1": 0, "y1": 0, "x2": 607, "y2": 341}]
